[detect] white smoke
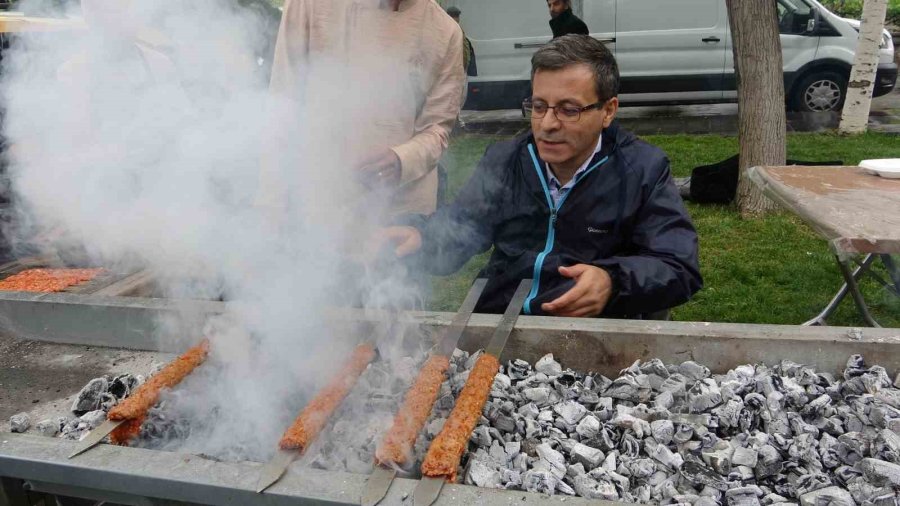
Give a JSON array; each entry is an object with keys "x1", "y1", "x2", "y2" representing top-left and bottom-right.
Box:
[{"x1": 1, "y1": 0, "x2": 426, "y2": 459}]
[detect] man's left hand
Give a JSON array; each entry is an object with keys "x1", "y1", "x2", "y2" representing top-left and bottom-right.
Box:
[
  {"x1": 541, "y1": 264, "x2": 613, "y2": 317},
  {"x1": 358, "y1": 148, "x2": 401, "y2": 188}
]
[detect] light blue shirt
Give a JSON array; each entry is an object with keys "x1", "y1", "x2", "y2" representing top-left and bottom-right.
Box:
[{"x1": 545, "y1": 135, "x2": 603, "y2": 206}]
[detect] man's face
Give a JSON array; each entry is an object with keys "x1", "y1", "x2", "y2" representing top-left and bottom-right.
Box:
[
  {"x1": 531, "y1": 64, "x2": 618, "y2": 170},
  {"x1": 547, "y1": 0, "x2": 568, "y2": 18}
]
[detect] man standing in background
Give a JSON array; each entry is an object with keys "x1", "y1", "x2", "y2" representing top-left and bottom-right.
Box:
[
  {"x1": 259, "y1": 0, "x2": 465, "y2": 221},
  {"x1": 446, "y1": 6, "x2": 476, "y2": 78},
  {"x1": 548, "y1": 0, "x2": 589, "y2": 39}
]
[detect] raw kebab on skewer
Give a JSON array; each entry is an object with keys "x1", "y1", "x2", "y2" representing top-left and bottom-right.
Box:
[
  {"x1": 69, "y1": 338, "x2": 210, "y2": 457},
  {"x1": 0, "y1": 268, "x2": 103, "y2": 292},
  {"x1": 257, "y1": 342, "x2": 377, "y2": 493}
]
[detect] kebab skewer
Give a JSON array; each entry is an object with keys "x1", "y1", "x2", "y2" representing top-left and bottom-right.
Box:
[
  {"x1": 256, "y1": 342, "x2": 377, "y2": 493},
  {"x1": 413, "y1": 279, "x2": 531, "y2": 506},
  {"x1": 362, "y1": 278, "x2": 487, "y2": 506},
  {"x1": 69, "y1": 338, "x2": 211, "y2": 458}
]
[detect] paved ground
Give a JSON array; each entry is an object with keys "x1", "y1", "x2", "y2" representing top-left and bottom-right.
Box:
[
  {"x1": 460, "y1": 86, "x2": 900, "y2": 136},
  {"x1": 0, "y1": 332, "x2": 168, "y2": 428}
]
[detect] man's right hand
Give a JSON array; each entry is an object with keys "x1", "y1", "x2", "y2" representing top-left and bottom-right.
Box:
[{"x1": 372, "y1": 226, "x2": 423, "y2": 258}]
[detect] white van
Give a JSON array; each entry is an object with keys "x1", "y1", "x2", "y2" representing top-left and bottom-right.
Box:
[{"x1": 452, "y1": 0, "x2": 897, "y2": 112}]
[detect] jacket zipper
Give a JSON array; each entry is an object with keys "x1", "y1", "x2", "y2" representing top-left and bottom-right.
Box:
[{"x1": 523, "y1": 144, "x2": 609, "y2": 314}]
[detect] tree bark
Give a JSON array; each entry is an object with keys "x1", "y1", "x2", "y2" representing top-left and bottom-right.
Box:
[
  {"x1": 839, "y1": 0, "x2": 888, "y2": 134},
  {"x1": 725, "y1": 0, "x2": 787, "y2": 217}
]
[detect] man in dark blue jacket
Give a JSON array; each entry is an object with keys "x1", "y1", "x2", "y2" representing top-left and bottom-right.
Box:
[{"x1": 380, "y1": 35, "x2": 701, "y2": 318}]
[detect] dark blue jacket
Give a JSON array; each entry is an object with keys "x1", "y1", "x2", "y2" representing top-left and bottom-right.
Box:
[{"x1": 409, "y1": 121, "x2": 702, "y2": 317}]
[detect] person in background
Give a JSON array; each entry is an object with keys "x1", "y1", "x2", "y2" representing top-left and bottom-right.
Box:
[
  {"x1": 376, "y1": 35, "x2": 701, "y2": 318},
  {"x1": 548, "y1": 0, "x2": 589, "y2": 39},
  {"x1": 259, "y1": 0, "x2": 466, "y2": 221},
  {"x1": 446, "y1": 6, "x2": 476, "y2": 78}
]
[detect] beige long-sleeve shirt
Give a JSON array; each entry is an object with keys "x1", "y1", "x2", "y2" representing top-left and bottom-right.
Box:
[{"x1": 260, "y1": 0, "x2": 465, "y2": 218}]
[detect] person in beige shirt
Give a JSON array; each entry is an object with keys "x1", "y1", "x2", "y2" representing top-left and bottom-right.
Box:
[{"x1": 259, "y1": 0, "x2": 466, "y2": 221}]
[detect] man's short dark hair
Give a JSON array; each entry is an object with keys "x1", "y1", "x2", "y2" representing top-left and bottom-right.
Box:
[
  {"x1": 446, "y1": 6, "x2": 461, "y2": 18},
  {"x1": 531, "y1": 34, "x2": 620, "y2": 101}
]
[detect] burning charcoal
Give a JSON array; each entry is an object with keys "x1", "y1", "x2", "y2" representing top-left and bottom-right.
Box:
[
  {"x1": 512, "y1": 401, "x2": 536, "y2": 419},
  {"x1": 34, "y1": 418, "x2": 64, "y2": 437},
  {"x1": 595, "y1": 397, "x2": 614, "y2": 421},
  {"x1": 108, "y1": 374, "x2": 138, "y2": 399},
  {"x1": 874, "y1": 429, "x2": 900, "y2": 463},
  {"x1": 574, "y1": 475, "x2": 618, "y2": 500},
  {"x1": 426, "y1": 418, "x2": 446, "y2": 439},
  {"x1": 875, "y1": 389, "x2": 900, "y2": 410},
  {"x1": 646, "y1": 439, "x2": 684, "y2": 471},
  {"x1": 702, "y1": 442, "x2": 734, "y2": 475},
  {"x1": 680, "y1": 361, "x2": 711, "y2": 381},
  {"x1": 522, "y1": 469, "x2": 558, "y2": 495},
  {"x1": 651, "y1": 419, "x2": 675, "y2": 445},
  {"x1": 733, "y1": 446, "x2": 759, "y2": 468},
  {"x1": 535, "y1": 354, "x2": 562, "y2": 377},
  {"x1": 606, "y1": 375, "x2": 644, "y2": 402},
  {"x1": 628, "y1": 458, "x2": 657, "y2": 479},
  {"x1": 576, "y1": 414, "x2": 600, "y2": 439},
  {"x1": 798, "y1": 486, "x2": 855, "y2": 506},
  {"x1": 556, "y1": 479, "x2": 576, "y2": 496},
  {"x1": 71, "y1": 377, "x2": 108, "y2": 414},
  {"x1": 554, "y1": 400, "x2": 588, "y2": 426},
  {"x1": 500, "y1": 468, "x2": 522, "y2": 488},
  {"x1": 492, "y1": 373, "x2": 512, "y2": 391},
  {"x1": 755, "y1": 445, "x2": 783, "y2": 479},
  {"x1": 523, "y1": 387, "x2": 552, "y2": 406},
  {"x1": 681, "y1": 461, "x2": 730, "y2": 491},
  {"x1": 726, "y1": 486, "x2": 763, "y2": 506},
  {"x1": 688, "y1": 379, "x2": 724, "y2": 412},
  {"x1": 859, "y1": 458, "x2": 900, "y2": 487},
  {"x1": 655, "y1": 390, "x2": 675, "y2": 410},
  {"x1": 570, "y1": 442, "x2": 604, "y2": 470},
  {"x1": 491, "y1": 414, "x2": 517, "y2": 434},
  {"x1": 611, "y1": 413, "x2": 651, "y2": 438},
  {"x1": 536, "y1": 443, "x2": 567, "y2": 480},
  {"x1": 674, "y1": 423, "x2": 694, "y2": 444},
  {"x1": 79, "y1": 410, "x2": 106, "y2": 430},
  {"x1": 507, "y1": 359, "x2": 530, "y2": 380},
  {"x1": 577, "y1": 389, "x2": 600, "y2": 406},
  {"x1": 9, "y1": 412, "x2": 30, "y2": 433},
  {"x1": 465, "y1": 459, "x2": 502, "y2": 488}
]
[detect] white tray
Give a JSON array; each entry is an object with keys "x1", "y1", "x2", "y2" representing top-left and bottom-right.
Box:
[{"x1": 860, "y1": 159, "x2": 900, "y2": 179}]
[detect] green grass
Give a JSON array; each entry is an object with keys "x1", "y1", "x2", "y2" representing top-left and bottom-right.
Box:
[{"x1": 431, "y1": 131, "x2": 900, "y2": 327}]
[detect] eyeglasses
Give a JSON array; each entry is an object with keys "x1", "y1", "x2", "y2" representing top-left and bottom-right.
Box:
[{"x1": 522, "y1": 99, "x2": 606, "y2": 122}]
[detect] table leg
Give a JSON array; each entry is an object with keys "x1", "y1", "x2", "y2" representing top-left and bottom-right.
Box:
[
  {"x1": 803, "y1": 254, "x2": 876, "y2": 326},
  {"x1": 882, "y1": 255, "x2": 900, "y2": 293},
  {"x1": 835, "y1": 255, "x2": 881, "y2": 328}
]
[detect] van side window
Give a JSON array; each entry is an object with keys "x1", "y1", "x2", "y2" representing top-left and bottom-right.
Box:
[{"x1": 777, "y1": 0, "x2": 815, "y2": 35}]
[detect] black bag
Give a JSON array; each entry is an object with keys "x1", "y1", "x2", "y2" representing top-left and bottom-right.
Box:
[{"x1": 689, "y1": 155, "x2": 843, "y2": 204}]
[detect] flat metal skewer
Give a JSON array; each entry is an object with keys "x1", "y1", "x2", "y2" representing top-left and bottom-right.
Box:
[
  {"x1": 255, "y1": 448, "x2": 298, "y2": 493},
  {"x1": 68, "y1": 419, "x2": 125, "y2": 459},
  {"x1": 413, "y1": 279, "x2": 531, "y2": 506},
  {"x1": 362, "y1": 278, "x2": 487, "y2": 506}
]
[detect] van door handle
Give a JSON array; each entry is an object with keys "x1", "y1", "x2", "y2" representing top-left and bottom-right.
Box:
[
  {"x1": 595, "y1": 37, "x2": 616, "y2": 44},
  {"x1": 514, "y1": 42, "x2": 546, "y2": 49},
  {"x1": 702, "y1": 36, "x2": 721, "y2": 43}
]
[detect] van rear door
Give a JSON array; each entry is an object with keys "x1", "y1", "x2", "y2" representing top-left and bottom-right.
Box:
[{"x1": 615, "y1": 0, "x2": 728, "y2": 104}]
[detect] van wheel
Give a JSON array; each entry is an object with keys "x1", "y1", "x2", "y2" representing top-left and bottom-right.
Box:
[{"x1": 790, "y1": 71, "x2": 848, "y2": 112}]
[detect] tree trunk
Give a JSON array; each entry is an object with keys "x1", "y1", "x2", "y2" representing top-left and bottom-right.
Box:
[
  {"x1": 725, "y1": 0, "x2": 787, "y2": 217},
  {"x1": 839, "y1": 0, "x2": 888, "y2": 134}
]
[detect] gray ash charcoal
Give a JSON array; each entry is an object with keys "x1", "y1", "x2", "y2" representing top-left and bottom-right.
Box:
[
  {"x1": 535, "y1": 354, "x2": 562, "y2": 377},
  {"x1": 79, "y1": 410, "x2": 107, "y2": 430},
  {"x1": 35, "y1": 417, "x2": 66, "y2": 437},
  {"x1": 465, "y1": 459, "x2": 502, "y2": 488},
  {"x1": 71, "y1": 377, "x2": 108, "y2": 414},
  {"x1": 569, "y1": 442, "x2": 604, "y2": 470},
  {"x1": 9, "y1": 412, "x2": 30, "y2": 433}
]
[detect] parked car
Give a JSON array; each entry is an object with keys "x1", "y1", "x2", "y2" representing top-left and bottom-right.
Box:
[{"x1": 453, "y1": 0, "x2": 897, "y2": 112}]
